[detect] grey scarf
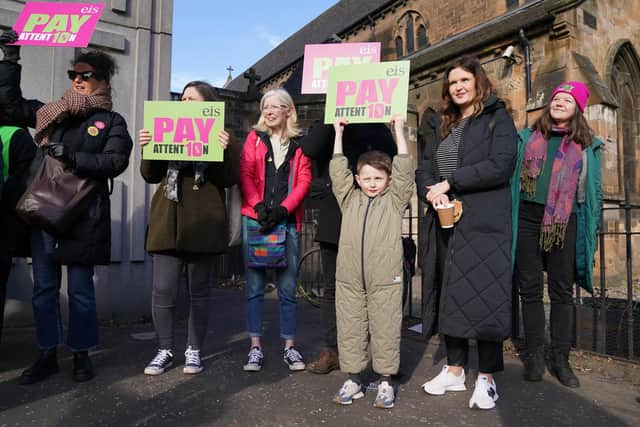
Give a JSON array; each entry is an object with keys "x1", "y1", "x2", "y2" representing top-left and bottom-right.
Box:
[{"x1": 164, "y1": 161, "x2": 209, "y2": 202}]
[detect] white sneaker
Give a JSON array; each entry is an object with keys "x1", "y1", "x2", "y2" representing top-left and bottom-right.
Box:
[
  {"x1": 183, "y1": 346, "x2": 203, "y2": 374},
  {"x1": 334, "y1": 379, "x2": 365, "y2": 405},
  {"x1": 373, "y1": 380, "x2": 395, "y2": 409},
  {"x1": 422, "y1": 365, "x2": 467, "y2": 395},
  {"x1": 469, "y1": 375, "x2": 499, "y2": 410}
]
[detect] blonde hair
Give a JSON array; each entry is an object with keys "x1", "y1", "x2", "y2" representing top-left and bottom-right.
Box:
[{"x1": 253, "y1": 88, "x2": 301, "y2": 138}]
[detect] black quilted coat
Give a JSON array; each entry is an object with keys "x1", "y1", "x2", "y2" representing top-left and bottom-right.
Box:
[{"x1": 416, "y1": 95, "x2": 517, "y2": 341}]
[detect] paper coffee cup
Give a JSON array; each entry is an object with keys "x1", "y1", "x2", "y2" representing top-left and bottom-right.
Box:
[{"x1": 436, "y1": 203, "x2": 455, "y2": 228}]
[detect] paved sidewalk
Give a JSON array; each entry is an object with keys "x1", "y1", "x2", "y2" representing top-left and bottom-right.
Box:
[{"x1": 1, "y1": 288, "x2": 639, "y2": 426}]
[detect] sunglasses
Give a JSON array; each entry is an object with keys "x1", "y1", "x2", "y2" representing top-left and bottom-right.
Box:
[{"x1": 67, "y1": 70, "x2": 97, "y2": 81}]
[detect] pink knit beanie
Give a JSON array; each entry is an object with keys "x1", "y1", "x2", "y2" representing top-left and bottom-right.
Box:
[{"x1": 550, "y1": 81, "x2": 590, "y2": 112}]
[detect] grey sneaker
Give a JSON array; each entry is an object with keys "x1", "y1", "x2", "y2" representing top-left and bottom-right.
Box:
[
  {"x1": 183, "y1": 346, "x2": 203, "y2": 374},
  {"x1": 283, "y1": 346, "x2": 305, "y2": 371},
  {"x1": 334, "y1": 379, "x2": 364, "y2": 405},
  {"x1": 144, "y1": 349, "x2": 173, "y2": 375},
  {"x1": 374, "y1": 380, "x2": 395, "y2": 409},
  {"x1": 243, "y1": 347, "x2": 263, "y2": 372}
]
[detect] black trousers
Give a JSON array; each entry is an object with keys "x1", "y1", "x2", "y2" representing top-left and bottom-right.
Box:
[
  {"x1": 445, "y1": 335, "x2": 504, "y2": 373},
  {"x1": 0, "y1": 254, "x2": 10, "y2": 344},
  {"x1": 516, "y1": 201, "x2": 577, "y2": 354},
  {"x1": 319, "y1": 242, "x2": 338, "y2": 349}
]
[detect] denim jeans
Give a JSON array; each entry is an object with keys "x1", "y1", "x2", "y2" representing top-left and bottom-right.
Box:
[
  {"x1": 242, "y1": 216, "x2": 299, "y2": 339},
  {"x1": 31, "y1": 229, "x2": 98, "y2": 351}
]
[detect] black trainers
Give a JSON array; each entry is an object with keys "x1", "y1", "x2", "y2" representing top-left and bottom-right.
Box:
[
  {"x1": 144, "y1": 349, "x2": 174, "y2": 375},
  {"x1": 523, "y1": 346, "x2": 545, "y2": 382},
  {"x1": 549, "y1": 350, "x2": 580, "y2": 388},
  {"x1": 72, "y1": 351, "x2": 95, "y2": 382},
  {"x1": 283, "y1": 346, "x2": 305, "y2": 371},
  {"x1": 19, "y1": 348, "x2": 59, "y2": 385},
  {"x1": 243, "y1": 346, "x2": 264, "y2": 372}
]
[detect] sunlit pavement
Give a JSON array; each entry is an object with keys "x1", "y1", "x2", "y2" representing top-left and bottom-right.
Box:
[{"x1": 1, "y1": 288, "x2": 638, "y2": 426}]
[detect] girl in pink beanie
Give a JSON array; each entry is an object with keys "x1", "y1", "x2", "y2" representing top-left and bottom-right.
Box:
[{"x1": 511, "y1": 80, "x2": 602, "y2": 388}]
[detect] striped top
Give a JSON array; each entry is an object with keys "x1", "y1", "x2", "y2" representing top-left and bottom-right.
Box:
[{"x1": 436, "y1": 118, "x2": 468, "y2": 180}]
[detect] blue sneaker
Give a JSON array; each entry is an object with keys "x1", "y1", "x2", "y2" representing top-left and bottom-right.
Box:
[
  {"x1": 373, "y1": 380, "x2": 395, "y2": 409},
  {"x1": 283, "y1": 346, "x2": 305, "y2": 371},
  {"x1": 144, "y1": 349, "x2": 173, "y2": 375},
  {"x1": 334, "y1": 379, "x2": 364, "y2": 405},
  {"x1": 183, "y1": 346, "x2": 203, "y2": 374},
  {"x1": 243, "y1": 347, "x2": 263, "y2": 372}
]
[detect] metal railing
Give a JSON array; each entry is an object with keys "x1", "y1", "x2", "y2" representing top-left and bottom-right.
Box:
[{"x1": 574, "y1": 183, "x2": 639, "y2": 361}]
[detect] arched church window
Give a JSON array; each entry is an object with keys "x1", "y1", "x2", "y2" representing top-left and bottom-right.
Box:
[
  {"x1": 418, "y1": 24, "x2": 428, "y2": 48},
  {"x1": 395, "y1": 36, "x2": 404, "y2": 59},
  {"x1": 405, "y1": 16, "x2": 414, "y2": 53}
]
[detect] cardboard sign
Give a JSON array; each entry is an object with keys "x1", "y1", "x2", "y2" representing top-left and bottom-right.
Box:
[
  {"x1": 324, "y1": 61, "x2": 410, "y2": 124},
  {"x1": 143, "y1": 101, "x2": 225, "y2": 162},
  {"x1": 13, "y1": 2, "x2": 103, "y2": 47},
  {"x1": 301, "y1": 42, "x2": 381, "y2": 94}
]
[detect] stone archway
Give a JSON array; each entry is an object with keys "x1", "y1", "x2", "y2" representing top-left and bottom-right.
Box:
[{"x1": 609, "y1": 42, "x2": 640, "y2": 198}]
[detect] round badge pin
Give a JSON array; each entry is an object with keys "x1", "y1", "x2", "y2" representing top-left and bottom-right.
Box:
[
  {"x1": 94, "y1": 120, "x2": 106, "y2": 129},
  {"x1": 87, "y1": 126, "x2": 99, "y2": 136}
]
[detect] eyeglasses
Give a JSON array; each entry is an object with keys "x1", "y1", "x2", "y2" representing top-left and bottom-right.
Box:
[
  {"x1": 262, "y1": 104, "x2": 288, "y2": 112},
  {"x1": 67, "y1": 70, "x2": 97, "y2": 81}
]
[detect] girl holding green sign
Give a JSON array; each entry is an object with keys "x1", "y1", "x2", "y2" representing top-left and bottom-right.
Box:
[{"x1": 139, "y1": 81, "x2": 240, "y2": 376}]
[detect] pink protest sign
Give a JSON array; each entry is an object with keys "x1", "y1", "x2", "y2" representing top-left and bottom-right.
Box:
[
  {"x1": 13, "y1": 2, "x2": 104, "y2": 47},
  {"x1": 301, "y1": 42, "x2": 381, "y2": 94}
]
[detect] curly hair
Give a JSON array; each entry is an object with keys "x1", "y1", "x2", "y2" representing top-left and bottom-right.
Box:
[
  {"x1": 440, "y1": 55, "x2": 495, "y2": 137},
  {"x1": 73, "y1": 50, "x2": 117, "y2": 83}
]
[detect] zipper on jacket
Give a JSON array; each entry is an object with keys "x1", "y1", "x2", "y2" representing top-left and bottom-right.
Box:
[{"x1": 361, "y1": 198, "x2": 373, "y2": 290}]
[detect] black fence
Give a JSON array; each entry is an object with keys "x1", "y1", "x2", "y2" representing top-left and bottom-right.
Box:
[
  {"x1": 574, "y1": 184, "x2": 639, "y2": 362},
  {"x1": 224, "y1": 190, "x2": 638, "y2": 363}
]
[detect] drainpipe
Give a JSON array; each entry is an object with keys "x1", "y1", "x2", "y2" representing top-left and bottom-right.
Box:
[{"x1": 519, "y1": 28, "x2": 531, "y2": 127}]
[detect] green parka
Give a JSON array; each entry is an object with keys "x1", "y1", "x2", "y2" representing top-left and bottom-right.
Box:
[{"x1": 141, "y1": 141, "x2": 240, "y2": 254}]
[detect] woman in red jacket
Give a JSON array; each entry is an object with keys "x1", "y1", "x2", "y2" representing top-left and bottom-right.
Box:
[{"x1": 239, "y1": 88, "x2": 311, "y2": 372}]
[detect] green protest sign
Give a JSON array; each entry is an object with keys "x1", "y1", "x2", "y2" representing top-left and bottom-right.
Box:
[
  {"x1": 143, "y1": 101, "x2": 225, "y2": 161},
  {"x1": 324, "y1": 60, "x2": 410, "y2": 124}
]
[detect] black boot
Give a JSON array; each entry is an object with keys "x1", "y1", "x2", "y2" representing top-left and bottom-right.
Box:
[
  {"x1": 523, "y1": 345, "x2": 545, "y2": 382},
  {"x1": 549, "y1": 350, "x2": 580, "y2": 388},
  {"x1": 72, "y1": 351, "x2": 94, "y2": 382},
  {"x1": 19, "y1": 348, "x2": 59, "y2": 385}
]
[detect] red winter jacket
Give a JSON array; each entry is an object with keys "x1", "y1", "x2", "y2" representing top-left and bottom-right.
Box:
[{"x1": 240, "y1": 130, "x2": 311, "y2": 231}]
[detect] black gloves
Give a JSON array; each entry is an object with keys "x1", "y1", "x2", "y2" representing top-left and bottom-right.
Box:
[
  {"x1": 254, "y1": 202, "x2": 269, "y2": 225},
  {"x1": 260, "y1": 205, "x2": 288, "y2": 232},
  {"x1": 47, "y1": 142, "x2": 76, "y2": 168},
  {"x1": 0, "y1": 30, "x2": 20, "y2": 63}
]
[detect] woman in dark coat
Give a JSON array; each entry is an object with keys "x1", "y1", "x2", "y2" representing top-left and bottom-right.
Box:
[
  {"x1": 416, "y1": 56, "x2": 517, "y2": 410},
  {"x1": 0, "y1": 31, "x2": 133, "y2": 384},
  {"x1": 138, "y1": 81, "x2": 240, "y2": 376}
]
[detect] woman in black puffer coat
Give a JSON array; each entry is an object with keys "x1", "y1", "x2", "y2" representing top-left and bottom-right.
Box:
[
  {"x1": 0, "y1": 31, "x2": 132, "y2": 385},
  {"x1": 416, "y1": 56, "x2": 516, "y2": 410}
]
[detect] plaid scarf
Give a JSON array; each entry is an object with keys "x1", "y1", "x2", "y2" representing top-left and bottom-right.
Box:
[
  {"x1": 34, "y1": 88, "x2": 112, "y2": 145},
  {"x1": 521, "y1": 127, "x2": 583, "y2": 251}
]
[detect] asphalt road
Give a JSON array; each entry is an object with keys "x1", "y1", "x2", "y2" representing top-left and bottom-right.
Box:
[{"x1": 0, "y1": 288, "x2": 638, "y2": 426}]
